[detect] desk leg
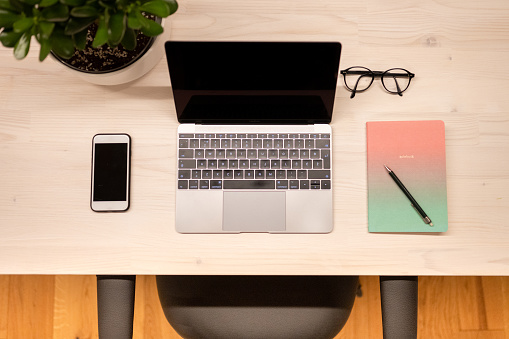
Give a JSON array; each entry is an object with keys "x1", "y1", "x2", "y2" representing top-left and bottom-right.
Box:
[
  {"x1": 97, "y1": 275, "x2": 136, "y2": 339},
  {"x1": 380, "y1": 276, "x2": 418, "y2": 339}
]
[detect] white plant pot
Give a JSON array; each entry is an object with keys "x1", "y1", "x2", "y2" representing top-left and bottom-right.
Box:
[{"x1": 53, "y1": 18, "x2": 171, "y2": 86}]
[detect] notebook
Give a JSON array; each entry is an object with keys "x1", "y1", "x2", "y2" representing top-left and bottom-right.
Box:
[
  {"x1": 366, "y1": 120, "x2": 448, "y2": 233},
  {"x1": 165, "y1": 41, "x2": 342, "y2": 233}
]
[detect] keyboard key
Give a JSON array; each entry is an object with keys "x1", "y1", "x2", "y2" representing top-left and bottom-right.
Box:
[
  {"x1": 255, "y1": 170, "x2": 264, "y2": 179},
  {"x1": 258, "y1": 150, "x2": 268, "y2": 159},
  {"x1": 313, "y1": 160, "x2": 323, "y2": 169},
  {"x1": 234, "y1": 170, "x2": 244, "y2": 179},
  {"x1": 276, "y1": 180, "x2": 288, "y2": 189},
  {"x1": 260, "y1": 160, "x2": 270, "y2": 169},
  {"x1": 266, "y1": 170, "x2": 275, "y2": 178},
  {"x1": 224, "y1": 180, "x2": 275, "y2": 189},
  {"x1": 297, "y1": 170, "x2": 307, "y2": 179},
  {"x1": 322, "y1": 150, "x2": 331, "y2": 169},
  {"x1": 179, "y1": 134, "x2": 194, "y2": 138},
  {"x1": 290, "y1": 180, "x2": 299, "y2": 189},
  {"x1": 216, "y1": 149, "x2": 225, "y2": 158},
  {"x1": 229, "y1": 160, "x2": 238, "y2": 169},
  {"x1": 210, "y1": 180, "x2": 222, "y2": 189},
  {"x1": 179, "y1": 139, "x2": 188, "y2": 148},
  {"x1": 287, "y1": 170, "x2": 296, "y2": 179},
  {"x1": 271, "y1": 160, "x2": 280, "y2": 169},
  {"x1": 282, "y1": 160, "x2": 291, "y2": 169},
  {"x1": 250, "y1": 160, "x2": 259, "y2": 169},
  {"x1": 202, "y1": 170, "x2": 212, "y2": 179},
  {"x1": 205, "y1": 149, "x2": 215, "y2": 158},
  {"x1": 300, "y1": 180, "x2": 309, "y2": 189},
  {"x1": 189, "y1": 139, "x2": 199, "y2": 148},
  {"x1": 245, "y1": 170, "x2": 254, "y2": 178},
  {"x1": 178, "y1": 180, "x2": 188, "y2": 189},
  {"x1": 247, "y1": 150, "x2": 257, "y2": 159},
  {"x1": 179, "y1": 159, "x2": 196, "y2": 168},
  {"x1": 213, "y1": 170, "x2": 222, "y2": 179},
  {"x1": 195, "y1": 149, "x2": 204, "y2": 158},
  {"x1": 310, "y1": 180, "x2": 321, "y2": 189},
  {"x1": 178, "y1": 170, "x2": 191, "y2": 179},
  {"x1": 305, "y1": 139, "x2": 314, "y2": 148},
  {"x1": 302, "y1": 160, "x2": 313, "y2": 169},
  {"x1": 200, "y1": 180, "x2": 209, "y2": 189},
  {"x1": 226, "y1": 150, "x2": 236, "y2": 159},
  {"x1": 197, "y1": 160, "x2": 207, "y2": 169},
  {"x1": 218, "y1": 160, "x2": 228, "y2": 169},
  {"x1": 268, "y1": 149, "x2": 278, "y2": 159},
  {"x1": 179, "y1": 149, "x2": 194, "y2": 158},
  {"x1": 276, "y1": 170, "x2": 286, "y2": 179},
  {"x1": 321, "y1": 180, "x2": 331, "y2": 189},
  {"x1": 224, "y1": 170, "x2": 233, "y2": 178},
  {"x1": 208, "y1": 160, "x2": 217, "y2": 169},
  {"x1": 189, "y1": 180, "x2": 199, "y2": 189},
  {"x1": 239, "y1": 160, "x2": 249, "y2": 169},
  {"x1": 316, "y1": 139, "x2": 330, "y2": 148},
  {"x1": 310, "y1": 150, "x2": 320, "y2": 159},
  {"x1": 192, "y1": 170, "x2": 201, "y2": 179},
  {"x1": 308, "y1": 170, "x2": 330, "y2": 179}
]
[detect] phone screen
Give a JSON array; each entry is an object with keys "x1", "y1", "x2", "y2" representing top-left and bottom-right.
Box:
[{"x1": 93, "y1": 143, "x2": 128, "y2": 202}]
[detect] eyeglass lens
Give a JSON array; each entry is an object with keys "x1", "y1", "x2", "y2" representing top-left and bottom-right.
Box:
[
  {"x1": 343, "y1": 67, "x2": 373, "y2": 92},
  {"x1": 381, "y1": 68, "x2": 411, "y2": 94}
]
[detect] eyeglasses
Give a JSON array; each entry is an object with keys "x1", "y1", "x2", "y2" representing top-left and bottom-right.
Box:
[{"x1": 340, "y1": 66, "x2": 415, "y2": 99}]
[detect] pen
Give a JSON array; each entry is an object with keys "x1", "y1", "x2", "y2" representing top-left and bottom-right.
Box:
[{"x1": 384, "y1": 165, "x2": 433, "y2": 226}]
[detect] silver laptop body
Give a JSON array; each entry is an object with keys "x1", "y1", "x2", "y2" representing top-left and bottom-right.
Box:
[{"x1": 166, "y1": 41, "x2": 341, "y2": 233}]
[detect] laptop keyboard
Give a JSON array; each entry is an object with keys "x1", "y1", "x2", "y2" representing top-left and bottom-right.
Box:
[{"x1": 177, "y1": 133, "x2": 331, "y2": 190}]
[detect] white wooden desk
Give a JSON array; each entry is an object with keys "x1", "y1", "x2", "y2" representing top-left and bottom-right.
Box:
[{"x1": 1, "y1": 0, "x2": 508, "y2": 276}]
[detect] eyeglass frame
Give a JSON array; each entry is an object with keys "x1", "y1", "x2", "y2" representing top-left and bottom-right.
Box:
[{"x1": 340, "y1": 66, "x2": 415, "y2": 99}]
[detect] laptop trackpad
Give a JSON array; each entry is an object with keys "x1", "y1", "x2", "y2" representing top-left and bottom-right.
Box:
[{"x1": 223, "y1": 191, "x2": 286, "y2": 232}]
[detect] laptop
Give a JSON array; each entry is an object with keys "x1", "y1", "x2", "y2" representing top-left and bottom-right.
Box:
[{"x1": 165, "y1": 41, "x2": 341, "y2": 233}]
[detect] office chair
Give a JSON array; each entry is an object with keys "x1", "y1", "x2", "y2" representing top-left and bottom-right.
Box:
[
  {"x1": 156, "y1": 275, "x2": 359, "y2": 339},
  {"x1": 97, "y1": 275, "x2": 418, "y2": 339}
]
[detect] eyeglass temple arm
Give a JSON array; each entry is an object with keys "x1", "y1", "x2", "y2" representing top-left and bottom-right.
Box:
[
  {"x1": 393, "y1": 75, "x2": 403, "y2": 96},
  {"x1": 349, "y1": 73, "x2": 372, "y2": 99}
]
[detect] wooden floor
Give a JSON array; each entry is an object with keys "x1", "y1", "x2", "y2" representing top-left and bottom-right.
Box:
[{"x1": 1, "y1": 276, "x2": 508, "y2": 339}]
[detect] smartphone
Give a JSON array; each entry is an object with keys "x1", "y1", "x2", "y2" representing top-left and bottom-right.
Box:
[{"x1": 91, "y1": 134, "x2": 131, "y2": 212}]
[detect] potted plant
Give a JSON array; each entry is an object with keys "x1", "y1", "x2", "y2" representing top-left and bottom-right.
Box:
[{"x1": 0, "y1": 0, "x2": 177, "y2": 84}]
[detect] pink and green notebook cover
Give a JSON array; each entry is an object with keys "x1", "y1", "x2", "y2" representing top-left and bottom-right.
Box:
[{"x1": 367, "y1": 120, "x2": 448, "y2": 233}]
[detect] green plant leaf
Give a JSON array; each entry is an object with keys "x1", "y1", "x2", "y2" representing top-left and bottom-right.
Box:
[
  {"x1": 72, "y1": 26, "x2": 87, "y2": 49},
  {"x1": 13, "y1": 30, "x2": 30, "y2": 59},
  {"x1": 38, "y1": 20, "x2": 54, "y2": 39},
  {"x1": 0, "y1": 9, "x2": 20, "y2": 28},
  {"x1": 162, "y1": 0, "x2": 177, "y2": 15},
  {"x1": 107, "y1": 10, "x2": 125, "y2": 45},
  {"x1": 127, "y1": 10, "x2": 140, "y2": 29},
  {"x1": 38, "y1": 0, "x2": 58, "y2": 7},
  {"x1": 0, "y1": 0, "x2": 17, "y2": 12},
  {"x1": 139, "y1": 14, "x2": 162, "y2": 36},
  {"x1": 41, "y1": 3, "x2": 69, "y2": 22},
  {"x1": 13, "y1": 16, "x2": 33, "y2": 32},
  {"x1": 64, "y1": 16, "x2": 95, "y2": 34},
  {"x1": 120, "y1": 26, "x2": 135, "y2": 49},
  {"x1": 50, "y1": 28, "x2": 75, "y2": 58},
  {"x1": 0, "y1": 29, "x2": 22, "y2": 47},
  {"x1": 19, "y1": 0, "x2": 40, "y2": 6},
  {"x1": 70, "y1": 5, "x2": 98, "y2": 17},
  {"x1": 138, "y1": 0, "x2": 169, "y2": 17},
  {"x1": 7, "y1": 0, "x2": 31, "y2": 13},
  {"x1": 91, "y1": 14, "x2": 107, "y2": 47},
  {"x1": 59, "y1": 0, "x2": 85, "y2": 7},
  {"x1": 38, "y1": 36, "x2": 51, "y2": 60}
]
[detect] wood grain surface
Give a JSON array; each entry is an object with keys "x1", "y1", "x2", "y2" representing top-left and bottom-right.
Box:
[
  {"x1": 1, "y1": 276, "x2": 509, "y2": 338},
  {"x1": 1, "y1": 0, "x2": 509, "y2": 276}
]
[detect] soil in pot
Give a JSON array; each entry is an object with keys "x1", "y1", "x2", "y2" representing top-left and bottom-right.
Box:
[{"x1": 55, "y1": 18, "x2": 158, "y2": 74}]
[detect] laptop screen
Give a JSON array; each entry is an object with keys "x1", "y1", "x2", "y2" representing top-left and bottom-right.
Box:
[{"x1": 165, "y1": 41, "x2": 341, "y2": 124}]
